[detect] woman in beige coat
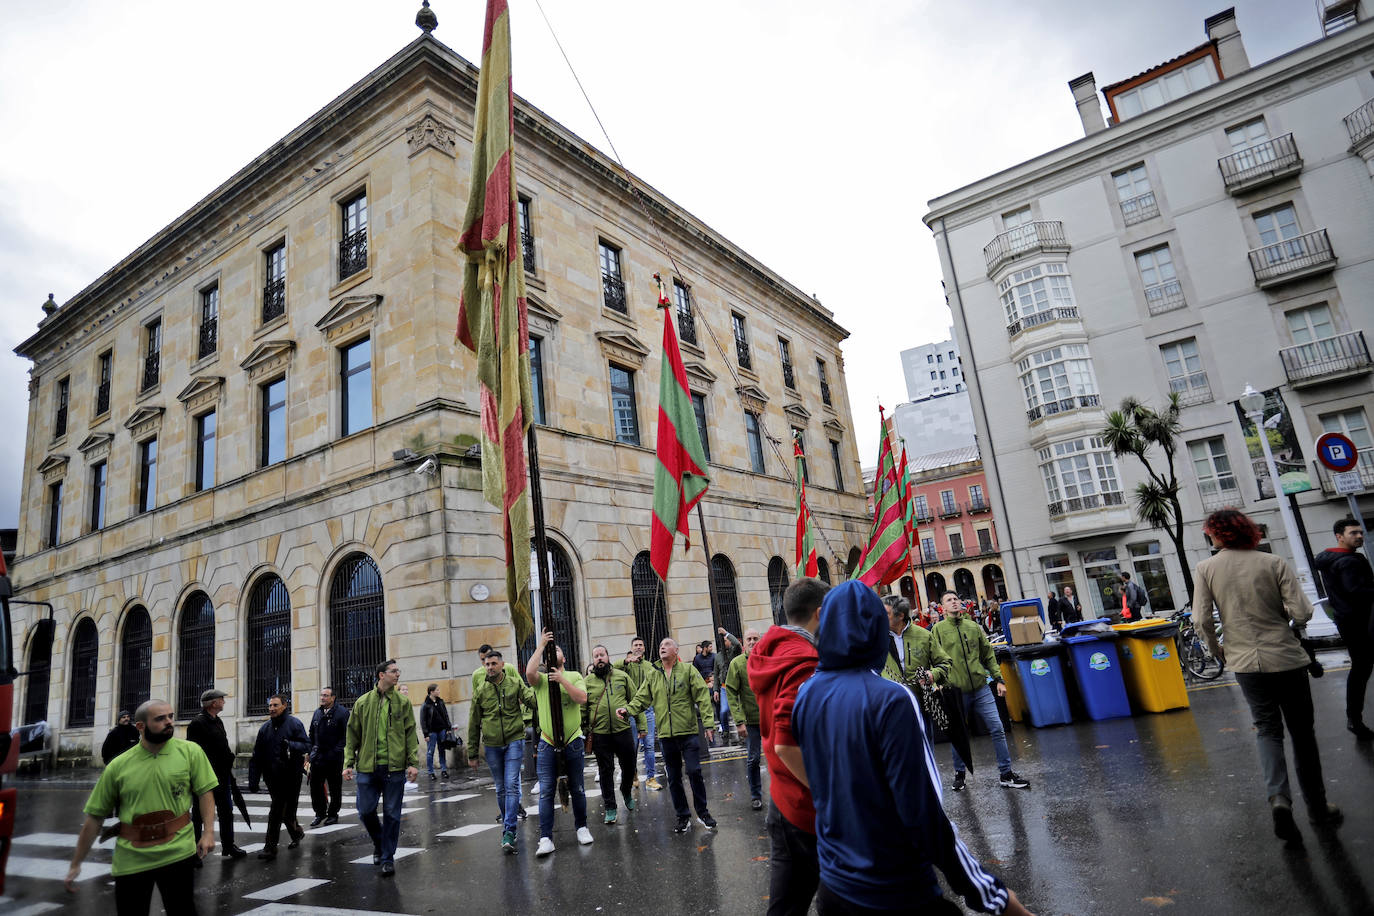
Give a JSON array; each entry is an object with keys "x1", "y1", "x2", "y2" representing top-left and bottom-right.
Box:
[{"x1": 1193, "y1": 508, "x2": 1342, "y2": 847}]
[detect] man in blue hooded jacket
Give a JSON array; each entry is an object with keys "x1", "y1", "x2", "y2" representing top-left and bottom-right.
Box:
[{"x1": 793, "y1": 581, "x2": 1033, "y2": 916}]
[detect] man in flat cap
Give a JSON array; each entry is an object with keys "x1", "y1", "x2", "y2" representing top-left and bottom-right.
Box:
[{"x1": 185, "y1": 688, "x2": 246, "y2": 860}]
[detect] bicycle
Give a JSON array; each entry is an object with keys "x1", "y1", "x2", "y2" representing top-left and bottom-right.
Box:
[{"x1": 1170, "y1": 605, "x2": 1225, "y2": 681}]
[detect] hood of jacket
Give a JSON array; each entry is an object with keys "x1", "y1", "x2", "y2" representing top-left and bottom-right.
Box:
[
  {"x1": 816, "y1": 580, "x2": 888, "y2": 672},
  {"x1": 1313, "y1": 548, "x2": 1350, "y2": 574},
  {"x1": 750, "y1": 625, "x2": 817, "y2": 697}
]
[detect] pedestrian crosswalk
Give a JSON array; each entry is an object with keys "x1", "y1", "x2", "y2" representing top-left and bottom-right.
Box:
[{"x1": 242, "y1": 878, "x2": 331, "y2": 901}]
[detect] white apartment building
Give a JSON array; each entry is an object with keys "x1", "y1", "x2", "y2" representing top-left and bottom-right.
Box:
[
  {"x1": 894, "y1": 332, "x2": 976, "y2": 461},
  {"x1": 924, "y1": 7, "x2": 1374, "y2": 618},
  {"x1": 900, "y1": 333, "x2": 966, "y2": 401}
]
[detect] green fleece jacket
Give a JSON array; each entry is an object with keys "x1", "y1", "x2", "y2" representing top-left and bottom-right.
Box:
[
  {"x1": 583, "y1": 666, "x2": 634, "y2": 735},
  {"x1": 624, "y1": 660, "x2": 714, "y2": 738},
  {"x1": 930, "y1": 616, "x2": 1003, "y2": 693},
  {"x1": 880, "y1": 624, "x2": 953, "y2": 686},
  {"x1": 723, "y1": 652, "x2": 760, "y2": 726},
  {"x1": 467, "y1": 670, "x2": 535, "y2": 756},
  {"x1": 344, "y1": 686, "x2": 419, "y2": 773}
]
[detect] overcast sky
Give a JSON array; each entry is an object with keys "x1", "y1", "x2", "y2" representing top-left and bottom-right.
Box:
[{"x1": 0, "y1": 0, "x2": 1318, "y2": 529}]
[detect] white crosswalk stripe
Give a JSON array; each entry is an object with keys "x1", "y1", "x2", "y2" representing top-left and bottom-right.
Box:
[
  {"x1": 436, "y1": 823, "x2": 500, "y2": 838},
  {"x1": 432, "y1": 792, "x2": 479, "y2": 803},
  {"x1": 243, "y1": 878, "x2": 331, "y2": 901},
  {"x1": 348, "y1": 846, "x2": 424, "y2": 864},
  {"x1": 0, "y1": 902, "x2": 65, "y2": 916},
  {"x1": 241, "y1": 905, "x2": 421, "y2": 916},
  {"x1": 12, "y1": 832, "x2": 114, "y2": 850},
  {"x1": 6, "y1": 856, "x2": 110, "y2": 883}
]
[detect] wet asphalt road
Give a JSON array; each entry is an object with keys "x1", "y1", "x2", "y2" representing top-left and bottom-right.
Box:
[{"x1": 2, "y1": 651, "x2": 1370, "y2": 916}]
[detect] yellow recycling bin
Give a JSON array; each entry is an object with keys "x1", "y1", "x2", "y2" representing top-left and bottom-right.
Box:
[
  {"x1": 1111, "y1": 620, "x2": 1189, "y2": 712},
  {"x1": 994, "y1": 646, "x2": 1029, "y2": 723}
]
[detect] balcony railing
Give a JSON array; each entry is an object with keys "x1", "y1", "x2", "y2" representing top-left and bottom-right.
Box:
[
  {"x1": 820, "y1": 377, "x2": 832, "y2": 406},
  {"x1": 1144, "y1": 279, "x2": 1186, "y2": 315},
  {"x1": 1248, "y1": 229, "x2": 1336, "y2": 287},
  {"x1": 1280, "y1": 330, "x2": 1372, "y2": 385},
  {"x1": 96, "y1": 381, "x2": 110, "y2": 417},
  {"x1": 1048, "y1": 489, "x2": 1125, "y2": 519},
  {"x1": 521, "y1": 230, "x2": 536, "y2": 276},
  {"x1": 1026, "y1": 393, "x2": 1101, "y2": 422},
  {"x1": 198, "y1": 317, "x2": 218, "y2": 360},
  {"x1": 677, "y1": 310, "x2": 697, "y2": 346},
  {"x1": 602, "y1": 273, "x2": 627, "y2": 313},
  {"x1": 1344, "y1": 98, "x2": 1374, "y2": 149},
  {"x1": 914, "y1": 511, "x2": 935, "y2": 524},
  {"x1": 966, "y1": 498, "x2": 992, "y2": 515},
  {"x1": 1199, "y1": 479, "x2": 1242, "y2": 513},
  {"x1": 938, "y1": 503, "x2": 962, "y2": 519},
  {"x1": 1219, "y1": 133, "x2": 1302, "y2": 193},
  {"x1": 983, "y1": 220, "x2": 1069, "y2": 276},
  {"x1": 914, "y1": 539, "x2": 1001, "y2": 565},
  {"x1": 782, "y1": 362, "x2": 796, "y2": 390},
  {"x1": 1168, "y1": 371, "x2": 1212, "y2": 406},
  {"x1": 54, "y1": 405, "x2": 67, "y2": 439},
  {"x1": 736, "y1": 338, "x2": 752, "y2": 370},
  {"x1": 1316, "y1": 460, "x2": 1374, "y2": 496},
  {"x1": 142, "y1": 353, "x2": 160, "y2": 392},
  {"x1": 262, "y1": 277, "x2": 286, "y2": 323},
  {"x1": 1006, "y1": 306, "x2": 1079, "y2": 339},
  {"x1": 1119, "y1": 191, "x2": 1159, "y2": 226},
  {"x1": 338, "y1": 228, "x2": 368, "y2": 279}
]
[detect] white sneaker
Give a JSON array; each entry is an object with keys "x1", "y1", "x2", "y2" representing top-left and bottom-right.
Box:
[
  {"x1": 535, "y1": 836, "x2": 555, "y2": 856},
  {"x1": 530, "y1": 783, "x2": 541, "y2": 796},
  {"x1": 576, "y1": 826, "x2": 594, "y2": 846}
]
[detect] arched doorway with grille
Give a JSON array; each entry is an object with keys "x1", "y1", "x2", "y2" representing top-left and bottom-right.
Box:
[
  {"x1": 23, "y1": 623, "x2": 53, "y2": 725},
  {"x1": 328, "y1": 553, "x2": 386, "y2": 707},
  {"x1": 766, "y1": 556, "x2": 789, "y2": 625},
  {"x1": 519, "y1": 540, "x2": 582, "y2": 672},
  {"x1": 953, "y1": 568, "x2": 977, "y2": 600},
  {"x1": 900, "y1": 576, "x2": 917, "y2": 607},
  {"x1": 816, "y1": 557, "x2": 831, "y2": 585},
  {"x1": 846, "y1": 547, "x2": 862, "y2": 578},
  {"x1": 67, "y1": 618, "x2": 99, "y2": 728},
  {"x1": 630, "y1": 551, "x2": 669, "y2": 652},
  {"x1": 247, "y1": 574, "x2": 292, "y2": 716},
  {"x1": 925, "y1": 572, "x2": 947, "y2": 602},
  {"x1": 118, "y1": 607, "x2": 152, "y2": 716},
  {"x1": 982, "y1": 565, "x2": 1007, "y2": 601},
  {"x1": 177, "y1": 593, "x2": 216, "y2": 719},
  {"x1": 713, "y1": 555, "x2": 743, "y2": 638}
]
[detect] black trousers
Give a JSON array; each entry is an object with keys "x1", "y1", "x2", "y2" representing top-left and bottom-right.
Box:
[
  {"x1": 1334, "y1": 614, "x2": 1373, "y2": 726},
  {"x1": 190, "y1": 781, "x2": 234, "y2": 848},
  {"x1": 114, "y1": 854, "x2": 198, "y2": 916},
  {"x1": 766, "y1": 801, "x2": 820, "y2": 916},
  {"x1": 817, "y1": 884, "x2": 960, "y2": 916},
  {"x1": 1235, "y1": 667, "x2": 1327, "y2": 809},
  {"x1": 660, "y1": 734, "x2": 710, "y2": 819},
  {"x1": 309, "y1": 759, "x2": 343, "y2": 818},
  {"x1": 592, "y1": 729, "x2": 637, "y2": 809},
  {"x1": 264, "y1": 768, "x2": 304, "y2": 850}
]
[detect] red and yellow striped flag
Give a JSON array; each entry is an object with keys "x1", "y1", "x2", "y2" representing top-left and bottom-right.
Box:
[
  {"x1": 794, "y1": 435, "x2": 818, "y2": 577},
  {"x1": 854, "y1": 408, "x2": 910, "y2": 587},
  {"x1": 455, "y1": 0, "x2": 535, "y2": 648}
]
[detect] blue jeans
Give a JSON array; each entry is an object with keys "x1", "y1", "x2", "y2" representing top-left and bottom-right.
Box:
[
  {"x1": 951, "y1": 685, "x2": 1012, "y2": 776},
  {"x1": 425, "y1": 732, "x2": 446, "y2": 774},
  {"x1": 485, "y1": 739, "x2": 525, "y2": 834},
  {"x1": 537, "y1": 737, "x2": 587, "y2": 838},
  {"x1": 743, "y1": 723, "x2": 762, "y2": 800},
  {"x1": 638, "y1": 707, "x2": 657, "y2": 779},
  {"x1": 355, "y1": 768, "x2": 406, "y2": 864}
]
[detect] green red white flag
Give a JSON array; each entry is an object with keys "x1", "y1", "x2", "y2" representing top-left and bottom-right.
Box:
[
  {"x1": 854, "y1": 408, "x2": 910, "y2": 587},
  {"x1": 650, "y1": 275, "x2": 711, "y2": 582},
  {"x1": 455, "y1": 0, "x2": 536, "y2": 648},
  {"x1": 794, "y1": 434, "x2": 818, "y2": 577}
]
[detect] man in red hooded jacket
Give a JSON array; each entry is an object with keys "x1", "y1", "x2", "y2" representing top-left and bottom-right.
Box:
[{"x1": 749, "y1": 577, "x2": 828, "y2": 916}]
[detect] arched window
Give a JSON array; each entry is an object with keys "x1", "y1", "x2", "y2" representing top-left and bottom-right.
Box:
[
  {"x1": 247, "y1": 575, "x2": 292, "y2": 716},
  {"x1": 329, "y1": 554, "x2": 386, "y2": 706},
  {"x1": 925, "y1": 572, "x2": 947, "y2": 602},
  {"x1": 177, "y1": 593, "x2": 216, "y2": 719},
  {"x1": 630, "y1": 551, "x2": 669, "y2": 653},
  {"x1": 118, "y1": 607, "x2": 152, "y2": 716},
  {"x1": 900, "y1": 576, "x2": 917, "y2": 606},
  {"x1": 713, "y1": 555, "x2": 743, "y2": 637},
  {"x1": 846, "y1": 546, "x2": 862, "y2": 578},
  {"x1": 521, "y1": 541, "x2": 581, "y2": 672},
  {"x1": 816, "y1": 557, "x2": 831, "y2": 585},
  {"x1": 766, "y1": 557, "x2": 789, "y2": 625},
  {"x1": 982, "y1": 565, "x2": 1007, "y2": 601},
  {"x1": 953, "y1": 568, "x2": 977, "y2": 600},
  {"x1": 67, "y1": 618, "x2": 99, "y2": 728},
  {"x1": 23, "y1": 623, "x2": 53, "y2": 724}
]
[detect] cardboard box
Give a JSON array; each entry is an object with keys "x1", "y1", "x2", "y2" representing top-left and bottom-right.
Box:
[{"x1": 1009, "y1": 615, "x2": 1047, "y2": 646}]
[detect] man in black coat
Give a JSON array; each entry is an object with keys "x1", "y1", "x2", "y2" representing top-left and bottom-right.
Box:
[
  {"x1": 100, "y1": 710, "x2": 139, "y2": 764},
  {"x1": 185, "y1": 688, "x2": 246, "y2": 859},
  {"x1": 252, "y1": 693, "x2": 310, "y2": 859},
  {"x1": 308, "y1": 685, "x2": 350, "y2": 826},
  {"x1": 1046, "y1": 592, "x2": 1064, "y2": 630},
  {"x1": 420, "y1": 683, "x2": 453, "y2": 780},
  {"x1": 1314, "y1": 516, "x2": 1374, "y2": 740}
]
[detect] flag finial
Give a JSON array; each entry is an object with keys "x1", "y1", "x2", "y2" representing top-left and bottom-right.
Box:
[{"x1": 416, "y1": 1, "x2": 438, "y2": 33}]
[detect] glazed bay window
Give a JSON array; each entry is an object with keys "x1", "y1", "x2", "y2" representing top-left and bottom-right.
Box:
[
  {"x1": 195, "y1": 411, "x2": 216, "y2": 492},
  {"x1": 1039, "y1": 437, "x2": 1123, "y2": 517},
  {"x1": 89, "y1": 461, "x2": 107, "y2": 531},
  {"x1": 1161, "y1": 338, "x2": 1211, "y2": 405},
  {"x1": 744, "y1": 410, "x2": 765, "y2": 473},
  {"x1": 599, "y1": 241, "x2": 626, "y2": 313},
  {"x1": 1018, "y1": 343, "x2": 1099, "y2": 421},
  {"x1": 54, "y1": 377, "x2": 69, "y2": 439},
  {"x1": 142, "y1": 319, "x2": 161, "y2": 392},
  {"x1": 261, "y1": 377, "x2": 287, "y2": 467},
  {"x1": 609, "y1": 364, "x2": 639, "y2": 445},
  {"x1": 691, "y1": 392, "x2": 711, "y2": 463},
  {"x1": 1135, "y1": 245, "x2": 1185, "y2": 314},
  {"x1": 1113, "y1": 163, "x2": 1157, "y2": 225},
  {"x1": 1000, "y1": 262, "x2": 1077, "y2": 336},
  {"x1": 732, "y1": 312, "x2": 751, "y2": 370},
  {"x1": 138, "y1": 438, "x2": 157, "y2": 514},
  {"x1": 339, "y1": 191, "x2": 368, "y2": 279},
  {"x1": 673, "y1": 280, "x2": 696, "y2": 346},
  {"x1": 340, "y1": 337, "x2": 372, "y2": 436},
  {"x1": 529, "y1": 336, "x2": 546, "y2": 425},
  {"x1": 199, "y1": 284, "x2": 219, "y2": 359},
  {"x1": 96, "y1": 350, "x2": 112, "y2": 417},
  {"x1": 263, "y1": 242, "x2": 286, "y2": 323},
  {"x1": 1189, "y1": 437, "x2": 1239, "y2": 512}
]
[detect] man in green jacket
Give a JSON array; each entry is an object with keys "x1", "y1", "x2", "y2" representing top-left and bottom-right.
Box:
[
  {"x1": 618, "y1": 637, "x2": 717, "y2": 833},
  {"x1": 724, "y1": 627, "x2": 764, "y2": 810},
  {"x1": 343, "y1": 659, "x2": 420, "y2": 876},
  {"x1": 930, "y1": 593, "x2": 1029, "y2": 792},
  {"x1": 881, "y1": 596, "x2": 953, "y2": 687},
  {"x1": 616, "y1": 637, "x2": 659, "y2": 789},
  {"x1": 584, "y1": 645, "x2": 638, "y2": 824},
  {"x1": 467, "y1": 649, "x2": 535, "y2": 854},
  {"x1": 526, "y1": 630, "x2": 593, "y2": 856}
]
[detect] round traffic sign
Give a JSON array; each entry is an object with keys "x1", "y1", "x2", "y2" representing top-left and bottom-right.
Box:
[{"x1": 1315, "y1": 432, "x2": 1359, "y2": 472}]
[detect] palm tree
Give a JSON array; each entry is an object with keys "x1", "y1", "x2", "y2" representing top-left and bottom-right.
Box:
[{"x1": 1101, "y1": 393, "x2": 1194, "y2": 600}]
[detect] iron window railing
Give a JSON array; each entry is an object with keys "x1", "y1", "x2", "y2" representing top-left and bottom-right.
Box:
[
  {"x1": 198, "y1": 316, "x2": 218, "y2": 360},
  {"x1": 1248, "y1": 229, "x2": 1335, "y2": 284},
  {"x1": 521, "y1": 230, "x2": 537, "y2": 276},
  {"x1": 329, "y1": 554, "x2": 386, "y2": 707},
  {"x1": 262, "y1": 277, "x2": 286, "y2": 323},
  {"x1": 677, "y1": 309, "x2": 698, "y2": 346},
  {"x1": 67, "y1": 619, "x2": 99, "y2": 728},
  {"x1": 939, "y1": 504, "x2": 962, "y2": 519},
  {"x1": 119, "y1": 608, "x2": 153, "y2": 717},
  {"x1": 54, "y1": 404, "x2": 67, "y2": 439},
  {"x1": 631, "y1": 551, "x2": 670, "y2": 651},
  {"x1": 339, "y1": 228, "x2": 368, "y2": 279},
  {"x1": 782, "y1": 362, "x2": 796, "y2": 389},
  {"x1": 602, "y1": 273, "x2": 627, "y2": 313},
  {"x1": 1120, "y1": 191, "x2": 1159, "y2": 226},
  {"x1": 1144, "y1": 279, "x2": 1186, "y2": 315},
  {"x1": 177, "y1": 594, "x2": 216, "y2": 719},
  {"x1": 966, "y1": 498, "x2": 992, "y2": 515},
  {"x1": 820, "y1": 377, "x2": 832, "y2": 406},
  {"x1": 983, "y1": 220, "x2": 1069, "y2": 275},
  {"x1": 1048, "y1": 490, "x2": 1125, "y2": 518},
  {"x1": 1006, "y1": 306, "x2": 1079, "y2": 338},
  {"x1": 96, "y1": 380, "x2": 110, "y2": 417},
  {"x1": 1169, "y1": 372, "x2": 1212, "y2": 406},
  {"x1": 1344, "y1": 98, "x2": 1374, "y2": 148},
  {"x1": 767, "y1": 556, "x2": 790, "y2": 626},
  {"x1": 1026, "y1": 393, "x2": 1102, "y2": 422},
  {"x1": 1316, "y1": 460, "x2": 1374, "y2": 495},
  {"x1": 23, "y1": 627, "x2": 53, "y2": 725},
  {"x1": 712, "y1": 554, "x2": 743, "y2": 636},
  {"x1": 1199, "y1": 479, "x2": 1242, "y2": 512},
  {"x1": 1280, "y1": 330, "x2": 1371, "y2": 384},
  {"x1": 247, "y1": 576, "x2": 292, "y2": 716},
  {"x1": 736, "y1": 337, "x2": 752, "y2": 370},
  {"x1": 1218, "y1": 133, "x2": 1301, "y2": 191},
  {"x1": 141, "y1": 352, "x2": 160, "y2": 392}
]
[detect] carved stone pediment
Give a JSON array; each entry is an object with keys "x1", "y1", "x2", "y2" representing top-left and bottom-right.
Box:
[
  {"x1": 124, "y1": 405, "x2": 165, "y2": 439},
  {"x1": 406, "y1": 113, "x2": 458, "y2": 158},
  {"x1": 736, "y1": 385, "x2": 769, "y2": 409},
  {"x1": 823, "y1": 417, "x2": 846, "y2": 434},
  {"x1": 683, "y1": 361, "x2": 716, "y2": 389},
  {"x1": 177, "y1": 376, "x2": 224, "y2": 412},
  {"x1": 783, "y1": 403, "x2": 812, "y2": 426},
  {"x1": 240, "y1": 339, "x2": 297, "y2": 382},
  {"x1": 596, "y1": 331, "x2": 650, "y2": 368},
  {"x1": 527, "y1": 294, "x2": 562, "y2": 335},
  {"x1": 37, "y1": 453, "x2": 69, "y2": 481},
  {"x1": 78, "y1": 433, "x2": 114, "y2": 460},
  {"x1": 316, "y1": 294, "x2": 382, "y2": 343}
]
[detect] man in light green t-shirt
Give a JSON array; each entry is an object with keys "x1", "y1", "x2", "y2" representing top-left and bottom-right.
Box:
[
  {"x1": 525, "y1": 629, "x2": 592, "y2": 857},
  {"x1": 66, "y1": 699, "x2": 218, "y2": 912}
]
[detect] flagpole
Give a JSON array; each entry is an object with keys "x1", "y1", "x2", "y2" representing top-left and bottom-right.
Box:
[
  {"x1": 899, "y1": 436, "x2": 920, "y2": 608},
  {"x1": 527, "y1": 425, "x2": 563, "y2": 749},
  {"x1": 695, "y1": 480, "x2": 726, "y2": 645}
]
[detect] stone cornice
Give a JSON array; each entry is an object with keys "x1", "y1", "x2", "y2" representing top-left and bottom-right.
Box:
[
  {"x1": 783, "y1": 402, "x2": 812, "y2": 426},
  {"x1": 123, "y1": 405, "x2": 164, "y2": 439},
  {"x1": 595, "y1": 331, "x2": 650, "y2": 369},
  {"x1": 683, "y1": 360, "x2": 717, "y2": 389},
  {"x1": 823, "y1": 417, "x2": 847, "y2": 435},
  {"x1": 736, "y1": 385, "x2": 769, "y2": 409},
  {"x1": 177, "y1": 376, "x2": 225, "y2": 412},
  {"x1": 37, "y1": 454, "x2": 69, "y2": 480},
  {"x1": 77, "y1": 433, "x2": 114, "y2": 460},
  {"x1": 240, "y1": 340, "x2": 297, "y2": 382},
  {"x1": 316, "y1": 294, "x2": 383, "y2": 343}
]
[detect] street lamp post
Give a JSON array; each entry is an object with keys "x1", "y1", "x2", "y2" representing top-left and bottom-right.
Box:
[{"x1": 1238, "y1": 384, "x2": 1335, "y2": 636}]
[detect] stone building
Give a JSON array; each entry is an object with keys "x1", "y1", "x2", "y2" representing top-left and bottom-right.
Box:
[
  {"x1": 10, "y1": 28, "x2": 869, "y2": 758},
  {"x1": 924, "y1": 8, "x2": 1374, "y2": 621}
]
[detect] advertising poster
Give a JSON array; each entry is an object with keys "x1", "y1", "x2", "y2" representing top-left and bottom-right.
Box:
[{"x1": 1231, "y1": 387, "x2": 1313, "y2": 500}]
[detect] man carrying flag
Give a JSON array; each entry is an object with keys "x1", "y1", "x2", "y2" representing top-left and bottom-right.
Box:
[{"x1": 794, "y1": 435, "x2": 818, "y2": 578}]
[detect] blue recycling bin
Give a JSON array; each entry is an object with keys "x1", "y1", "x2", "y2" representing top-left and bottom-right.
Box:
[
  {"x1": 1061, "y1": 620, "x2": 1132, "y2": 721},
  {"x1": 998, "y1": 598, "x2": 1046, "y2": 644},
  {"x1": 1011, "y1": 642, "x2": 1072, "y2": 727}
]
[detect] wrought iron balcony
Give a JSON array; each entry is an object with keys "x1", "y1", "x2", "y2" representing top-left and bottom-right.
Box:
[
  {"x1": 913, "y1": 539, "x2": 1001, "y2": 565},
  {"x1": 1006, "y1": 306, "x2": 1079, "y2": 339},
  {"x1": 1144, "y1": 279, "x2": 1186, "y2": 315},
  {"x1": 602, "y1": 272, "x2": 627, "y2": 313},
  {"x1": 915, "y1": 511, "x2": 935, "y2": 524},
  {"x1": 1168, "y1": 371, "x2": 1212, "y2": 406},
  {"x1": 1248, "y1": 229, "x2": 1336, "y2": 287},
  {"x1": 141, "y1": 353, "x2": 160, "y2": 392},
  {"x1": 54, "y1": 405, "x2": 67, "y2": 439},
  {"x1": 1280, "y1": 330, "x2": 1372, "y2": 386},
  {"x1": 198, "y1": 317, "x2": 218, "y2": 360},
  {"x1": 1119, "y1": 191, "x2": 1159, "y2": 226},
  {"x1": 96, "y1": 381, "x2": 110, "y2": 417},
  {"x1": 1047, "y1": 489, "x2": 1125, "y2": 519},
  {"x1": 735, "y1": 338, "x2": 752, "y2": 370},
  {"x1": 521, "y1": 230, "x2": 536, "y2": 276},
  {"x1": 984, "y1": 220, "x2": 1069, "y2": 276},
  {"x1": 1344, "y1": 98, "x2": 1374, "y2": 150},
  {"x1": 938, "y1": 504, "x2": 962, "y2": 519},
  {"x1": 966, "y1": 498, "x2": 992, "y2": 515},
  {"x1": 338, "y1": 228, "x2": 368, "y2": 279},
  {"x1": 1199, "y1": 479, "x2": 1242, "y2": 513},
  {"x1": 1315, "y1": 460, "x2": 1374, "y2": 496},
  {"x1": 820, "y1": 377, "x2": 832, "y2": 406},
  {"x1": 676, "y1": 310, "x2": 697, "y2": 346},
  {"x1": 1219, "y1": 133, "x2": 1302, "y2": 194},
  {"x1": 782, "y1": 362, "x2": 796, "y2": 390},
  {"x1": 1026, "y1": 393, "x2": 1101, "y2": 423},
  {"x1": 262, "y1": 277, "x2": 286, "y2": 323}
]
